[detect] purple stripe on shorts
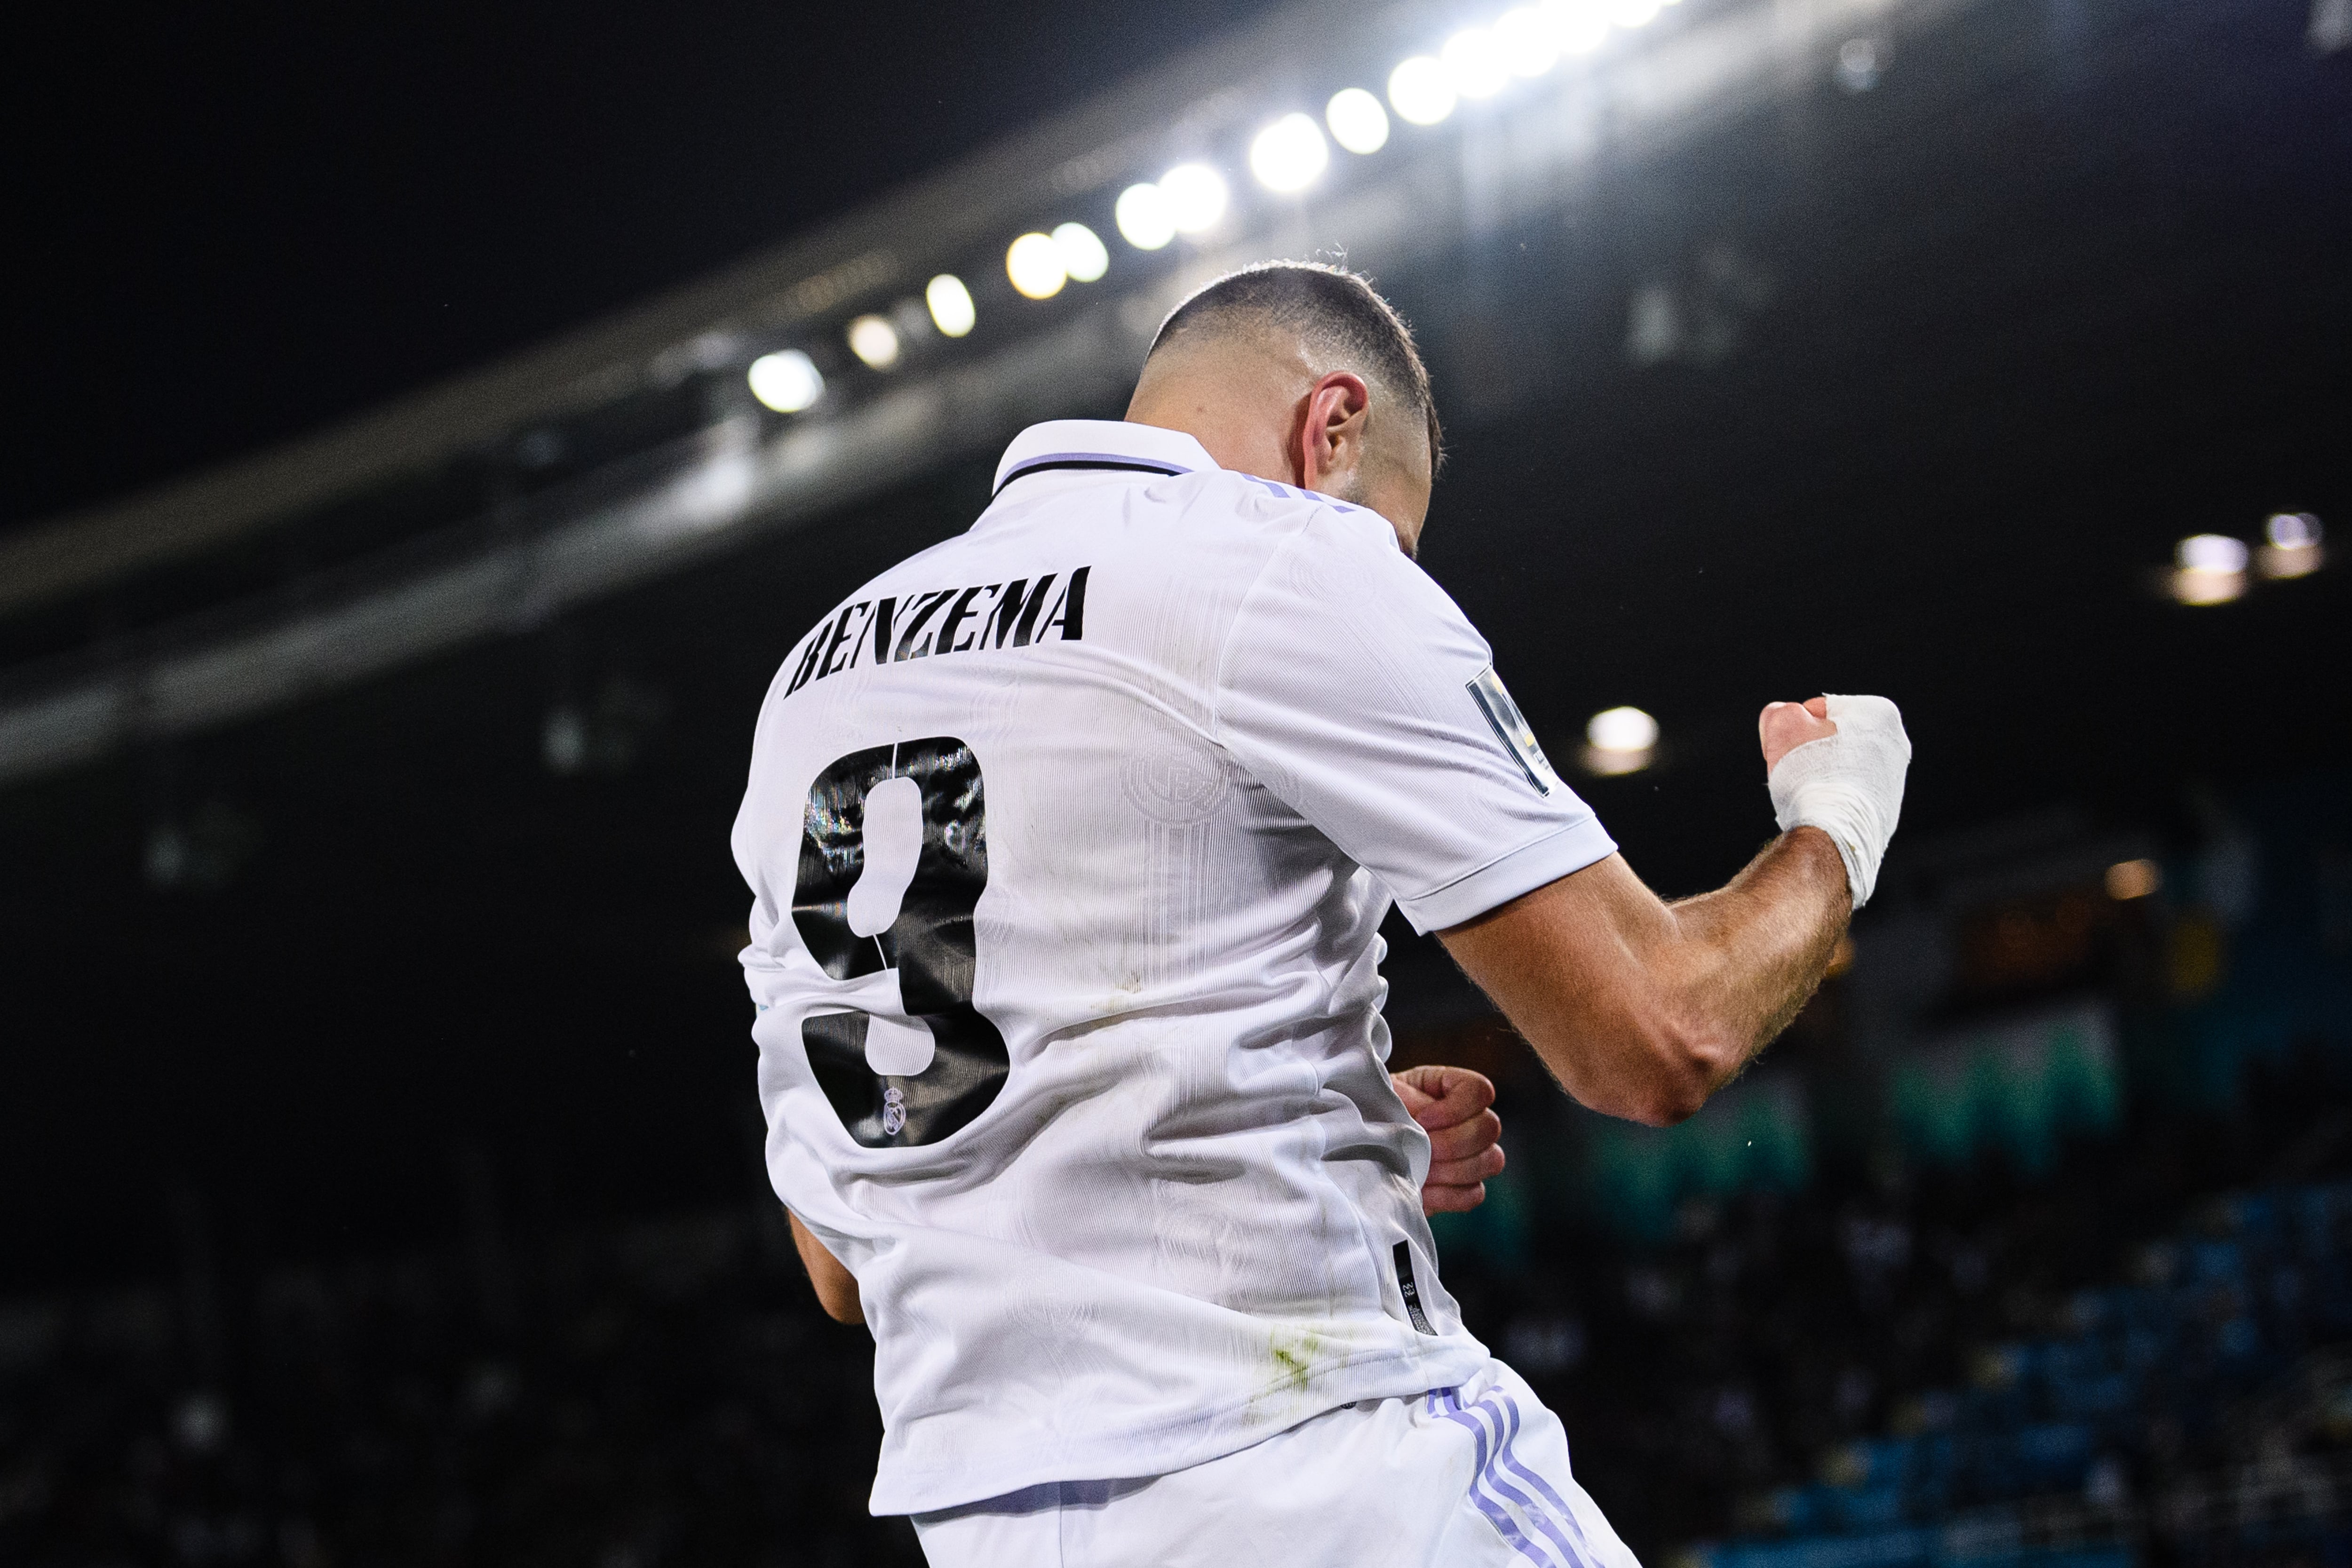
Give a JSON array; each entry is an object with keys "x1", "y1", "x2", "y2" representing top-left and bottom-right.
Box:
[
  {"x1": 1498, "y1": 1397, "x2": 1607, "y2": 1567},
  {"x1": 1484, "y1": 1393, "x2": 1598, "y2": 1568},
  {"x1": 1436, "y1": 1395, "x2": 1559, "y2": 1567},
  {"x1": 1459, "y1": 1395, "x2": 1578, "y2": 1568}
]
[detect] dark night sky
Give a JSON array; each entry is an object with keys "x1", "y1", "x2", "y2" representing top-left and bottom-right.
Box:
[
  {"x1": 7, "y1": 0, "x2": 1288, "y2": 530},
  {"x1": 4, "y1": 0, "x2": 2348, "y2": 1295}
]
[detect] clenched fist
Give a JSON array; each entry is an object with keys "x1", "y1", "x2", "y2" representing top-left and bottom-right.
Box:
[
  {"x1": 1759, "y1": 695, "x2": 1838, "y2": 770},
  {"x1": 1758, "y1": 693, "x2": 1912, "y2": 908},
  {"x1": 1392, "y1": 1064, "x2": 1505, "y2": 1216}
]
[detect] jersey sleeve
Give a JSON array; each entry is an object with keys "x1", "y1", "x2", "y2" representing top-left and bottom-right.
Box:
[{"x1": 1212, "y1": 509, "x2": 1618, "y2": 934}]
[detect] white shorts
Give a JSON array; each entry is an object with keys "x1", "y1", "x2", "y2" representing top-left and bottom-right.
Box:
[{"x1": 909, "y1": 1359, "x2": 1643, "y2": 1568}]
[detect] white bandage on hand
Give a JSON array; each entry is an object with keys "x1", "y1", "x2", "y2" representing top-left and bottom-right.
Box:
[{"x1": 1767, "y1": 694, "x2": 1912, "y2": 908}]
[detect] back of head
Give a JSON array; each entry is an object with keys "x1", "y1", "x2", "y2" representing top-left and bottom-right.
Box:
[{"x1": 1146, "y1": 262, "x2": 1443, "y2": 475}]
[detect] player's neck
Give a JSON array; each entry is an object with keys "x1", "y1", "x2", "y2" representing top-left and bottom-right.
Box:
[{"x1": 1124, "y1": 350, "x2": 1313, "y2": 491}]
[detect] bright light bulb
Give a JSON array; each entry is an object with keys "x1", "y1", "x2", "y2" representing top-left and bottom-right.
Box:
[
  {"x1": 2105, "y1": 859, "x2": 2162, "y2": 900},
  {"x1": 1158, "y1": 163, "x2": 1229, "y2": 234},
  {"x1": 1442, "y1": 28, "x2": 1512, "y2": 98},
  {"x1": 1006, "y1": 232, "x2": 1068, "y2": 300},
  {"x1": 925, "y1": 274, "x2": 976, "y2": 338},
  {"x1": 2257, "y1": 512, "x2": 2323, "y2": 578},
  {"x1": 1547, "y1": 0, "x2": 1611, "y2": 54},
  {"x1": 1582, "y1": 703, "x2": 1657, "y2": 776},
  {"x1": 747, "y1": 350, "x2": 822, "y2": 414},
  {"x1": 1052, "y1": 222, "x2": 1110, "y2": 282},
  {"x1": 846, "y1": 315, "x2": 900, "y2": 370},
  {"x1": 2171, "y1": 533, "x2": 2250, "y2": 606},
  {"x1": 1586, "y1": 706, "x2": 1660, "y2": 753},
  {"x1": 1326, "y1": 87, "x2": 1390, "y2": 154},
  {"x1": 1115, "y1": 183, "x2": 1176, "y2": 250},
  {"x1": 1389, "y1": 56, "x2": 1456, "y2": 125},
  {"x1": 1494, "y1": 6, "x2": 1564, "y2": 75},
  {"x1": 2267, "y1": 511, "x2": 2322, "y2": 549},
  {"x1": 1610, "y1": 0, "x2": 1662, "y2": 26},
  {"x1": 2175, "y1": 534, "x2": 2249, "y2": 573},
  {"x1": 1249, "y1": 112, "x2": 1329, "y2": 193}
]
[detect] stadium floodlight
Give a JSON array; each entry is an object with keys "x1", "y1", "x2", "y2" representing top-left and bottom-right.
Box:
[
  {"x1": 1583, "y1": 705, "x2": 1658, "y2": 775},
  {"x1": 1249, "y1": 113, "x2": 1329, "y2": 193},
  {"x1": 1159, "y1": 163, "x2": 1230, "y2": 234},
  {"x1": 2260, "y1": 511, "x2": 2324, "y2": 579},
  {"x1": 2268, "y1": 511, "x2": 2322, "y2": 549},
  {"x1": 1115, "y1": 183, "x2": 1177, "y2": 250},
  {"x1": 2170, "y1": 533, "x2": 2248, "y2": 605},
  {"x1": 1587, "y1": 706, "x2": 1659, "y2": 753},
  {"x1": 1388, "y1": 56, "x2": 1457, "y2": 125},
  {"x1": 1006, "y1": 232, "x2": 1068, "y2": 299},
  {"x1": 1548, "y1": 0, "x2": 1611, "y2": 54},
  {"x1": 925, "y1": 274, "x2": 977, "y2": 338},
  {"x1": 1610, "y1": 0, "x2": 1664, "y2": 26},
  {"x1": 1325, "y1": 87, "x2": 1390, "y2": 153},
  {"x1": 1442, "y1": 27, "x2": 1513, "y2": 98},
  {"x1": 847, "y1": 315, "x2": 900, "y2": 370},
  {"x1": 747, "y1": 350, "x2": 823, "y2": 414},
  {"x1": 1052, "y1": 222, "x2": 1111, "y2": 282},
  {"x1": 2175, "y1": 534, "x2": 2249, "y2": 573},
  {"x1": 1494, "y1": 6, "x2": 1564, "y2": 75}
]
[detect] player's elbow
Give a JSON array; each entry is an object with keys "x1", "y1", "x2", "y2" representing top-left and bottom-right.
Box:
[
  {"x1": 1628, "y1": 1062, "x2": 1722, "y2": 1133},
  {"x1": 1625, "y1": 1072, "x2": 1710, "y2": 1128},
  {"x1": 1617, "y1": 1010, "x2": 1737, "y2": 1128},
  {"x1": 1522, "y1": 998, "x2": 1729, "y2": 1127}
]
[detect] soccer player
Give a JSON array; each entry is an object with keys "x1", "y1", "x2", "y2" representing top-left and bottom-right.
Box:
[{"x1": 731, "y1": 261, "x2": 1910, "y2": 1566}]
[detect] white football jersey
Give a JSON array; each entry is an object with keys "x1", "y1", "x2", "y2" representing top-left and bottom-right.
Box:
[{"x1": 732, "y1": 419, "x2": 1617, "y2": 1515}]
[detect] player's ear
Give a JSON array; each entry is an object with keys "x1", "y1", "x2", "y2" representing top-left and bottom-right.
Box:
[{"x1": 1300, "y1": 371, "x2": 1371, "y2": 490}]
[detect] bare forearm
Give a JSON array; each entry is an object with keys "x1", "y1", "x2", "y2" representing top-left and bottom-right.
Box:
[
  {"x1": 1442, "y1": 836, "x2": 1849, "y2": 1126},
  {"x1": 1660, "y1": 825, "x2": 1850, "y2": 1083},
  {"x1": 1443, "y1": 694, "x2": 1899, "y2": 1127}
]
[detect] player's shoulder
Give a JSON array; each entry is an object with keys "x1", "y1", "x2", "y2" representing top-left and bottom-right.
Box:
[
  {"x1": 1206, "y1": 502, "x2": 1485, "y2": 699},
  {"x1": 1182, "y1": 472, "x2": 1450, "y2": 606},
  {"x1": 1179, "y1": 468, "x2": 1382, "y2": 530},
  {"x1": 1161, "y1": 470, "x2": 1410, "y2": 578},
  {"x1": 962, "y1": 467, "x2": 1389, "y2": 592}
]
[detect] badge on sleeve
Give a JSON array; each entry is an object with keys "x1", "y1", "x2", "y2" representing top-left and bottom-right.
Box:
[{"x1": 1466, "y1": 665, "x2": 1562, "y2": 797}]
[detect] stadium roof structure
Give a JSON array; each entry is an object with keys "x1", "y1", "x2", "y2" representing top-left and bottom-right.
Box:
[{"x1": 0, "y1": 0, "x2": 1976, "y2": 784}]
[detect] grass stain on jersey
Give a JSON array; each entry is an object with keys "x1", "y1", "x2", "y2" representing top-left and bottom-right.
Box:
[{"x1": 1266, "y1": 1328, "x2": 1328, "y2": 1396}]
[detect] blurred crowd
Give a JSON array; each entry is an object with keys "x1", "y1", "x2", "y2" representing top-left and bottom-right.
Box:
[
  {"x1": 4, "y1": 1043, "x2": 2349, "y2": 1567},
  {"x1": 9, "y1": 776, "x2": 2352, "y2": 1567},
  {"x1": 0, "y1": 1205, "x2": 920, "y2": 1567},
  {"x1": 1480, "y1": 1043, "x2": 2352, "y2": 1565}
]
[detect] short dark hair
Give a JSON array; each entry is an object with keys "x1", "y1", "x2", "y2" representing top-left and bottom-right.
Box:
[{"x1": 1147, "y1": 261, "x2": 1443, "y2": 473}]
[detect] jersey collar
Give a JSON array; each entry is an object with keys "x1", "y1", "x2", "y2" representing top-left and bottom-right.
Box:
[{"x1": 991, "y1": 419, "x2": 1220, "y2": 496}]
